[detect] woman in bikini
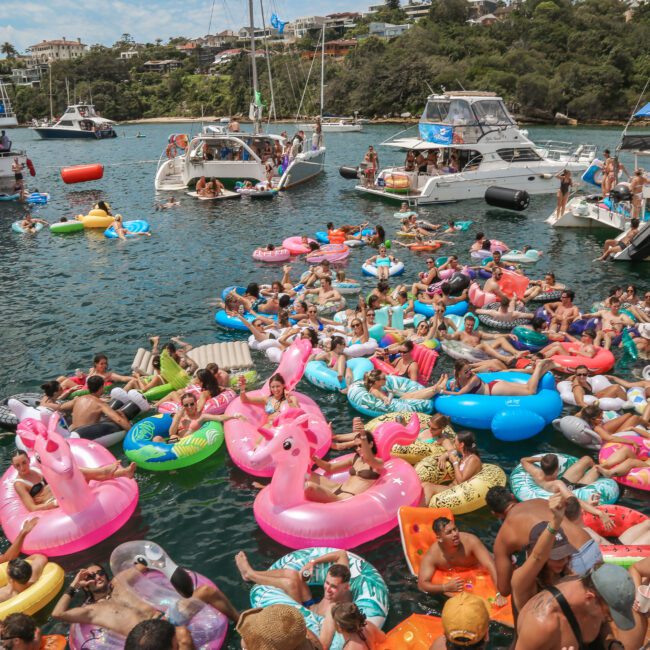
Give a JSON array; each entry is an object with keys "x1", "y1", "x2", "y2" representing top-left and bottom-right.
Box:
[
  {"x1": 307, "y1": 418, "x2": 383, "y2": 502},
  {"x1": 374, "y1": 340, "x2": 420, "y2": 382},
  {"x1": 320, "y1": 602, "x2": 385, "y2": 650},
  {"x1": 12, "y1": 450, "x2": 136, "y2": 512},
  {"x1": 311, "y1": 336, "x2": 347, "y2": 386},
  {"x1": 57, "y1": 353, "x2": 133, "y2": 394},
  {"x1": 123, "y1": 355, "x2": 164, "y2": 393},
  {"x1": 238, "y1": 372, "x2": 299, "y2": 423},
  {"x1": 421, "y1": 430, "x2": 483, "y2": 503}
]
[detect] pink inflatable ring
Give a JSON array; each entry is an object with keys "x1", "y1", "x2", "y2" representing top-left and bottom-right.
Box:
[
  {"x1": 599, "y1": 434, "x2": 650, "y2": 492},
  {"x1": 283, "y1": 236, "x2": 316, "y2": 255},
  {"x1": 0, "y1": 415, "x2": 138, "y2": 556},
  {"x1": 306, "y1": 243, "x2": 350, "y2": 264},
  {"x1": 252, "y1": 247, "x2": 291, "y2": 263},
  {"x1": 551, "y1": 342, "x2": 615, "y2": 374}
]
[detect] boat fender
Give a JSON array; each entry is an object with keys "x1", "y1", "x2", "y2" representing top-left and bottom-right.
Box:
[
  {"x1": 485, "y1": 186, "x2": 530, "y2": 211},
  {"x1": 339, "y1": 166, "x2": 360, "y2": 180},
  {"x1": 26, "y1": 158, "x2": 36, "y2": 177}
]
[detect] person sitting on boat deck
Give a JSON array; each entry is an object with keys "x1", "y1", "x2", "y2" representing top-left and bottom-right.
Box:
[
  {"x1": 415, "y1": 151, "x2": 427, "y2": 173},
  {"x1": 53, "y1": 561, "x2": 239, "y2": 639},
  {"x1": 519, "y1": 452, "x2": 603, "y2": 498},
  {"x1": 596, "y1": 218, "x2": 640, "y2": 262},
  {"x1": 443, "y1": 314, "x2": 528, "y2": 365},
  {"x1": 195, "y1": 176, "x2": 207, "y2": 194},
  {"x1": 581, "y1": 298, "x2": 635, "y2": 350},
  {"x1": 445, "y1": 152, "x2": 460, "y2": 174},
  {"x1": 418, "y1": 514, "x2": 504, "y2": 601},
  {"x1": 476, "y1": 296, "x2": 534, "y2": 324},
  {"x1": 202, "y1": 142, "x2": 214, "y2": 161},
  {"x1": 420, "y1": 430, "x2": 483, "y2": 505},
  {"x1": 303, "y1": 276, "x2": 343, "y2": 308},
  {"x1": 364, "y1": 245, "x2": 398, "y2": 281},
  {"x1": 439, "y1": 358, "x2": 554, "y2": 398},
  {"x1": 239, "y1": 372, "x2": 299, "y2": 422},
  {"x1": 543, "y1": 289, "x2": 580, "y2": 333},
  {"x1": 18, "y1": 213, "x2": 48, "y2": 233},
  {"x1": 430, "y1": 592, "x2": 490, "y2": 650},
  {"x1": 57, "y1": 352, "x2": 134, "y2": 393},
  {"x1": 12, "y1": 448, "x2": 135, "y2": 513},
  {"x1": 235, "y1": 549, "x2": 351, "y2": 620},
  {"x1": 0, "y1": 555, "x2": 49, "y2": 606},
  {"x1": 152, "y1": 392, "x2": 241, "y2": 443},
  {"x1": 523, "y1": 272, "x2": 564, "y2": 302},
  {"x1": 364, "y1": 369, "x2": 447, "y2": 405},
  {"x1": 290, "y1": 131, "x2": 304, "y2": 159},
  {"x1": 426, "y1": 149, "x2": 440, "y2": 174},
  {"x1": 555, "y1": 169, "x2": 573, "y2": 220},
  {"x1": 111, "y1": 215, "x2": 152, "y2": 240},
  {"x1": 361, "y1": 145, "x2": 378, "y2": 186},
  {"x1": 404, "y1": 150, "x2": 416, "y2": 172},
  {"x1": 307, "y1": 418, "x2": 384, "y2": 502},
  {"x1": 630, "y1": 168, "x2": 649, "y2": 219}
]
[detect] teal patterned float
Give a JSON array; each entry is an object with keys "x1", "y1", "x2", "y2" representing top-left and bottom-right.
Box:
[
  {"x1": 250, "y1": 547, "x2": 389, "y2": 650},
  {"x1": 347, "y1": 375, "x2": 434, "y2": 417}
]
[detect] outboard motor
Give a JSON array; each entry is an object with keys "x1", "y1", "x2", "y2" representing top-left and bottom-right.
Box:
[
  {"x1": 339, "y1": 165, "x2": 361, "y2": 180},
  {"x1": 485, "y1": 186, "x2": 530, "y2": 211},
  {"x1": 609, "y1": 183, "x2": 632, "y2": 203}
]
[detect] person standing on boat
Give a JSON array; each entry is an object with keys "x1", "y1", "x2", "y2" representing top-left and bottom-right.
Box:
[
  {"x1": 361, "y1": 145, "x2": 379, "y2": 187},
  {"x1": 228, "y1": 117, "x2": 240, "y2": 132},
  {"x1": 12, "y1": 157, "x2": 24, "y2": 192},
  {"x1": 630, "y1": 168, "x2": 648, "y2": 219},
  {"x1": 0, "y1": 130, "x2": 10, "y2": 152},
  {"x1": 312, "y1": 117, "x2": 323, "y2": 150},
  {"x1": 290, "y1": 131, "x2": 304, "y2": 160},
  {"x1": 555, "y1": 169, "x2": 573, "y2": 219}
]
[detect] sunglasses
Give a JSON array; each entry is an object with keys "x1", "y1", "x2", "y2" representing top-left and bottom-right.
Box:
[
  {"x1": 576, "y1": 373, "x2": 588, "y2": 377},
  {"x1": 426, "y1": 260, "x2": 434, "y2": 264},
  {"x1": 86, "y1": 568, "x2": 107, "y2": 580},
  {"x1": 182, "y1": 401, "x2": 196, "y2": 407}
]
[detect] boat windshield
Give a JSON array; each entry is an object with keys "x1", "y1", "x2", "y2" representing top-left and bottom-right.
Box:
[
  {"x1": 472, "y1": 100, "x2": 513, "y2": 126},
  {"x1": 422, "y1": 98, "x2": 513, "y2": 127}
]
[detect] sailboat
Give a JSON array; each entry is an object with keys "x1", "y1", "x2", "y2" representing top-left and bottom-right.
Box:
[
  {"x1": 297, "y1": 27, "x2": 363, "y2": 133},
  {"x1": 155, "y1": 0, "x2": 325, "y2": 191},
  {"x1": 0, "y1": 81, "x2": 18, "y2": 128}
]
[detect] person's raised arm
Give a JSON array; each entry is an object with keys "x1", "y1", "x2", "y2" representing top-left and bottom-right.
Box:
[
  {"x1": 520, "y1": 457, "x2": 546, "y2": 484},
  {"x1": 99, "y1": 402, "x2": 131, "y2": 431},
  {"x1": 0, "y1": 517, "x2": 38, "y2": 561},
  {"x1": 52, "y1": 570, "x2": 99, "y2": 624}
]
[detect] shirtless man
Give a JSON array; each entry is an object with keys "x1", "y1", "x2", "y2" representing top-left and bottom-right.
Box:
[
  {"x1": 417, "y1": 517, "x2": 505, "y2": 605},
  {"x1": 519, "y1": 453, "x2": 601, "y2": 498},
  {"x1": 485, "y1": 486, "x2": 593, "y2": 596},
  {"x1": 543, "y1": 289, "x2": 580, "y2": 332},
  {"x1": 235, "y1": 550, "x2": 351, "y2": 618},
  {"x1": 597, "y1": 218, "x2": 640, "y2": 262},
  {"x1": 18, "y1": 213, "x2": 48, "y2": 233},
  {"x1": 303, "y1": 276, "x2": 342, "y2": 307},
  {"x1": 53, "y1": 561, "x2": 239, "y2": 639},
  {"x1": 476, "y1": 297, "x2": 533, "y2": 324},
  {"x1": 583, "y1": 297, "x2": 634, "y2": 349},
  {"x1": 514, "y1": 563, "x2": 637, "y2": 650},
  {"x1": 483, "y1": 267, "x2": 509, "y2": 302},
  {"x1": 302, "y1": 259, "x2": 332, "y2": 288},
  {"x1": 195, "y1": 177, "x2": 207, "y2": 195},
  {"x1": 0, "y1": 556, "x2": 48, "y2": 604},
  {"x1": 64, "y1": 375, "x2": 131, "y2": 431},
  {"x1": 541, "y1": 328, "x2": 597, "y2": 362},
  {"x1": 630, "y1": 169, "x2": 648, "y2": 219}
]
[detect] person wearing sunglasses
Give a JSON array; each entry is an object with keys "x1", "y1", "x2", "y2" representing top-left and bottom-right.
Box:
[
  {"x1": 569, "y1": 364, "x2": 628, "y2": 409},
  {"x1": 541, "y1": 328, "x2": 598, "y2": 361},
  {"x1": 0, "y1": 613, "x2": 65, "y2": 650},
  {"x1": 53, "y1": 561, "x2": 239, "y2": 640},
  {"x1": 543, "y1": 289, "x2": 580, "y2": 333}
]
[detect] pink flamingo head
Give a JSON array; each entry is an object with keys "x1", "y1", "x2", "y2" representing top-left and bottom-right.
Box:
[
  {"x1": 20, "y1": 413, "x2": 74, "y2": 477},
  {"x1": 263, "y1": 338, "x2": 313, "y2": 394},
  {"x1": 372, "y1": 414, "x2": 421, "y2": 461}
]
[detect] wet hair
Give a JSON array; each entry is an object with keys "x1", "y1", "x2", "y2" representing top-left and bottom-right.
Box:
[
  {"x1": 457, "y1": 430, "x2": 479, "y2": 457},
  {"x1": 321, "y1": 275, "x2": 332, "y2": 286},
  {"x1": 367, "y1": 295, "x2": 380, "y2": 309},
  {"x1": 97, "y1": 200, "x2": 110, "y2": 212},
  {"x1": 245, "y1": 283, "x2": 260, "y2": 298},
  {"x1": 12, "y1": 449, "x2": 28, "y2": 461},
  {"x1": 41, "y1": 380, "x2": 61, "y2": 397},
  {"x1": 151, "y1": 355, "x2": 161, "y2": 370},
  {"x1": 631, "y1": 218, "x2": 640, "y2": 229},
  {"x1": 93, "y1": 353, "x2": 108, "y2": 366},
  {"x1": 430, "y1": 413, "x2": 451, "y2": 428},
  {"x1": 485, "y1": 486, "x2": 515, "y2": 513},
  {"x1": 376, "y1": 225, "x2": 386, "y2": 241},
  {"x1": 453, "y1": 359, "x2": 469, "y2": 382},
  {"x1": 87, "y1": 375, "x2": 105, "y2": 394},
  {"x1": 545, "y1": 272, "x2": 556, "y2": 281},
  {"x1": 609, "y1": 286, "x2": 621, "y2": 297},
  {"x1": 197, "y1": 368, "x2": 221, "y2": 396},
  {"x1": 499, "y1": 297, "x2": 509, "y2": 308},
  {"x1": 125, "y1": 618, "x2": 176, "y2": 650},
  {"x1": 331, "y1": 336, "x2": 345, "y2": 350},
  {"x1": 308, "y1": 241, "x2": 320, "y2": 251},
  {"x1": 180, "y1": 391, "x2": 197, "y2": 405},
  {"x1": 565, "y1": 496, "x2": 581, "y2": 521},
  {"x1": 268, "y1": 373, "x2": 287, "y2": 391},
  {"x1": 295, "y1": 300, "x2": 308, "y2": 312},
  {"x1": 583, "y1": 328, "x2": 596, "y2": 340},
  {"x1": 398, "y1": 290, "x2": 408, "y2": 300},
  {"x1": 402, "y1": 340, "x2": 414, "y2": 353},
  {"x1": 540, "y1": 453, "x2": 559, "y2": 475},
  {"x1": 332, "y1": 602, "x2": 368, "y2": 637},
  {"x1": 277, "y1": 309, "x2": 290, "y2": 327},
  {"x1": 493, "y1": 249, "x2": 501, "y2": 257},
  {"x1": 0, "y1": 613, "x2": 37, "y2": 643},
  {"x1": 364, "y1": 369, "x2": 384, "y2": 391},
  {"x1": 610, "y1": 296, "x2": 621, "y2": 305},
  {"x1": 278, "y1": 294, "x2": 291, "y2": 309},
  {"x1": 302, "y1": 328, "x2": 319, "y2": 347},
  {"x1": 562, "y1": 289, "x2": 575, "y2": 300},
  {"x1": 433, "y1": 516, "x2": 453, "y2": 535},
  {"x1": 531, "y1": 316, "x2": 546, "y2": 332},
  {"x1": 328, "y1": 564, "x2": 351, "y2": 583},
  {"x1": 326, "y1": 221, "x2": 334, "y2": 230},
  {"x1": 481, "y1": 239, "x2": 492, "y2": 251},
  {"x1": 7, "y1": 558, "x2": 32, "y2": 585},
  {"x1": 575, "y1": 364, "x2": 588, "y2": 373},
  {"x1": 581, "y1": 404, "x2": 601, "y2": 425},
  {"x1": 377, "y1": 280, "x2": 390, "y2": 293},
  {"x1": 475, "y1": 232, "x2": 484, "y2": 241}
]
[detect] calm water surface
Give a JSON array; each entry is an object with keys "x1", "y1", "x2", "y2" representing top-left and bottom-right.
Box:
[{"x1": 1, "y1": 123, "x2": 649, "y2": 647}]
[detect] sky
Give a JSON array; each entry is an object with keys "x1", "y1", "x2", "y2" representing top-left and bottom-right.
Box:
[{"x1": 0, "y1": 0, "x2": 374, "y2": 53}]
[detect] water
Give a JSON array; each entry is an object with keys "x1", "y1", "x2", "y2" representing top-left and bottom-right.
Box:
[{"x1": 1, "y1": 122, "x2": 649, "y2": 646}]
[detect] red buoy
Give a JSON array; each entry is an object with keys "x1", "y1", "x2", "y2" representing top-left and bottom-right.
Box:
[
  {"x1": 60, "y1": 163, "x2": 104, "y2": 184},
  {"x1": 26, "y1": 158, "x2": 36, "y2": 177}
]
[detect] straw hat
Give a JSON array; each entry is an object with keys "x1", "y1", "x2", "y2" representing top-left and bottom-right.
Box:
[{"x1": 236, "y1": 605, "x2": 315, "y2": 650}]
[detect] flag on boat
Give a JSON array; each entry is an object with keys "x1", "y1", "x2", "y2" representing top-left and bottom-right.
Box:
[
  {"x1": 249, "y1": 91, "x2": 264, "y2": 121},
  {"x1": 270, "y1": 13, "x2": 287, "y2": 34},
  {"x1": 419, "y1": 123, "x2": 454, "y2": 145}
]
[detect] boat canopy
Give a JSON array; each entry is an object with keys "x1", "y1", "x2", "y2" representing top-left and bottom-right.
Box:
[
  {"x1": 383, "y1": 137, "x2": 474, "y2": 151},
  {"x1": 620, "y1": 134, "x2": 650, "y2": 151}
]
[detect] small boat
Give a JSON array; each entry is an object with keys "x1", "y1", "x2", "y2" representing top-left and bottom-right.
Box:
[
  {"x1": 298, "y1": 117, "x2": 363, "y2": 133},
  {"x1": 0, "y1": 81, "x2": 18, "y2": 128},
  {"x1": 32, "y1": 103, "x2": 117, "y2": 139},
  {"x1": 186, "y1": 189, "x2": 241, "y2": 201}
]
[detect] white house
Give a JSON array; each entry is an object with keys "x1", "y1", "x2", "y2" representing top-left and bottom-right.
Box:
[{"x1": 27, "y1": 38, "x2": 87, "y2": 63}]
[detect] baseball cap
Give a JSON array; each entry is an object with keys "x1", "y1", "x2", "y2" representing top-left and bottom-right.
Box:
[
  {"x1": 527, "y1": 522, "x2": 577, "y2": 560},
  {"x1": 590, "y1": 564, "x2": 635, "y2": 631},
  {"x1": 442, "y1": 592, "x2": 489, "y2": 646}
]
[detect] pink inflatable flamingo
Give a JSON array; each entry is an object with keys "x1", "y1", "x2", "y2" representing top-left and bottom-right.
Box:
[
  {"x1": 0, "y1": 414, "x2": 138, "y2": 556},
  {"x1": 251, "y1": 413, "x2": 423, "y2": 549},
  {"x1": 224, "y1": 338, "x2": 331, "y2": 477}
]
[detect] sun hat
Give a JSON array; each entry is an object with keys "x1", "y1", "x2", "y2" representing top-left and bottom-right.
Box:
[
  {"x1": 637, "y1": 323, "x2": 650, "y2": 340},
  {"x1": 236, "y1": 605, "x2": 315, "y2": 650},
  {"x1": 441, "y1": 592, "x2": 489, "y2": 646},
  {"x1": 527, "y1": 521, "x2": 578, "y2": 560},
  {"x1": 590, "y1": 563, "x2": 635, "y2": 631}
]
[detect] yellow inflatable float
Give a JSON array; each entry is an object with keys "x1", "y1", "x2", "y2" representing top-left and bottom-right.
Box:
[
  {"x1": 76, "y1": 208, "x2": 116, "y2": 229},
  {"x1": 384, "y1": 173, "x2": 410, "y2": 194},
  {"x1": 0, "y1": 559, "x2": 64, "y2": 618}
]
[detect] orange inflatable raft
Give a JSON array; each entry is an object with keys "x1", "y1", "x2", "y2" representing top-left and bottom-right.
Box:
[
  {"x1": 375, "y1": 614, "x2": 443, "y2": 649},
  {"x1": 398, "y1": 506, "x2": 514, "y2": 627}
]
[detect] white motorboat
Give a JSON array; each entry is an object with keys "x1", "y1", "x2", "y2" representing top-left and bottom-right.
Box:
[
  {"x1": 155, "y1": 126, "x2": 324, "y2": 191},
  {"x1": 0, "y1": 82, "x2": 18, "y2": 128},
  {"x1": 298, "y1": 117, "x2": 363, "y2": 133},
  {"x1": 0, "y1": 145, "x2": 30, "y2": 195},
  {"x1": 534, "y1": 140, "x2": 597, "y2": 165},
  {"x1": 546, "y1": 195, "x2": 628, "y2": 232},
  {"x1": 342, "y1": 91, "x2": 591, "y2": 205},
  {"x1": 31, "y1": 103, "x2": 116, "y2": 139}
]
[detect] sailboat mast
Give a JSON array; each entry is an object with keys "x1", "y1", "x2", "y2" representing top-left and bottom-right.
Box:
[
  {"x1": 248, "y1": 0, "x2": 261, "y2": 134},
  {"x1": 320, "y1": 23, "x2": 325, "y2": 119},
  {"x1": 48, "y1": 64, "x2": 54, "y2": 121}
]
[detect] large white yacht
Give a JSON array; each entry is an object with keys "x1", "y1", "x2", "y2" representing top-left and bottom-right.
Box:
[
  {"x1": 31, "y1": 103, "x2": 116, "y2": 139},
  {"x1": 0, "y1": 82, "x2": 18, "y2": 128},
  {"x1": 154, "y1": 126, "x2": 325, "y2": 191},
  {"x1": 345, "y1": 91, "x2": 590, "y2": 205}
]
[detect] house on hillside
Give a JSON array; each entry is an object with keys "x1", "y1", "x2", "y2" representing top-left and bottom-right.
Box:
[
  {"x1": 11, "y1": 64, "x2": 47, "y2": 87},
  {"x1": 467, "y1": 0, "x2": 498, "y2": 19},
  {"x1": 119, "y1": 50, "x2": 139, "y2": 60},
  {"x1": 284, "y1": 16, "x2": 326, "y2": 41},
  {"x1": 403, "y1": 1, "x2": 432, "y2": 21},
  {"x1": 212, "y1": 49, "x2": 244, "y2": 66},
  {"x1": 27, "y1": 38, "x2": 87, "y2": 63},
  {"x1": 301, "y1": 39, "x2": 357, "y2": 59},
  {"x1": 325, "y1": 13, "x2": 361, "y2": 34},
  {"x1": 367, "y1": 22, "x2": 411, "y2": 38},
  {"x1": 200, "y1": 31, "x2": 237, "y2": 47},
  {"x1": 143, "y1": 59, "x2": 182, "y2": 73},
  {"x1": 237, "y1": 26, "x2": 280, "y2": 42}
]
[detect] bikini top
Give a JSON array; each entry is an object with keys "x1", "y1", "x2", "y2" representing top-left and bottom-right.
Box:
[
  {"x1": 265, "y1": 398, "x2": 279, "y2": 415},
  {"x1": 349, "y1": 453, "x2": 380, "y2": 480},
  {"x1": 16, "y1": 468, "x2": 48, "y2": 498}
]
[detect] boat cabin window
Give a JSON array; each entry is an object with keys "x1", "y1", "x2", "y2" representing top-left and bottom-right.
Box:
[
  {"x1": 64, "y1": 107, "x2": 75, "y2": 114},
  {"x1": 59, "y1": 120, "x2": 74, "y2": 126},
  {"x1": 423, "y1": 99, "x2": 476, "y2": 126},
  {"x1": 496, "y1": 148, "x2": 542, "y2": 162},
  {"x1": 472, "y1": 100, "x2": 513, "y2": 126}
]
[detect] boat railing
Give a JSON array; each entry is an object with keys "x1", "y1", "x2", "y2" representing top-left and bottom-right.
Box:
[{"x1": 0, "y1": 149, "x2": 25, "y2": 159}]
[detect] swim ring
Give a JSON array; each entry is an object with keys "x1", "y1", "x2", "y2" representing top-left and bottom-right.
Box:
[
  {"x1": 282, "y1": 236, "x2": 317, "y2": 255},
  {"x1": 549, "y1": 342, "x2": 615, "y2": 374},
  {"x1": 12, "y1": 222, "x2": 43, "y2": 234},
  {"x1": 250, "y1": 548, "x2": 388, "y2": 650},
  {"x1": 362, "y1": 260, "x2": 405, "y2": 278},
  {"x1": 435, "y1": 370, "x2": 562, "y2": 441},
  {"x1": 104, "y1": 220, "x2": 150, "y2": 239},
  {"x1": 599, "y1": 434, "x2": 650, "y2": 492},
  {"x1": 0, "y1": 559, "x2": 64, "y2": 618},
  {"x1": 557, "y1": 376, "x2": 639, "y2": 411},
  {"x1": 512, "y1": 325, "x2": 548, "y2": 351},
  {"x1": 50, "y1": 220, "x2": 84, "y2": 234},
  {"x1": 347, "y1": 374, "x2": 434, "y2": 417},
  {"x1": 477, "y1": 303, "x2": 532, "y2": 330},
  {"x1": 306, "y1": 243, "x2": 350, "y2": 264},
  {"x1": 510, "y1": 453, "x2": 619, "y2": 504},
  {"x1": 414, "y1": 300, "x2": 469, "y2": 318},
  {"x1": 77, "y1": 210, "x2": 115, "y2": 229},
  {"x1": 252, "y1": 247, "x2": 291, "y2": 263}
]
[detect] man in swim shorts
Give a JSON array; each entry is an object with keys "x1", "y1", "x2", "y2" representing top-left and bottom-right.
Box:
[
  {"x1": 417, "y1": 517, "x2": 506, "y2": 605},
  {"x1": 63, "y1": 375, "x2": 132, "y2": 431},
  {"x1": 53, "y1": 560, "x2": 239, "y2": 638},
  {"x1": 544, "y1": 290, "x2": 580, "y2": 333},
  {"x1": 582, "y1": 297, "x2": 634, "y2": 350},
  {"x1": 235, "y1": 550, "x2": 352, "y2": 617},
  {"x1": 541, "y1": 328, "x2": 598, "y2": 361}
]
